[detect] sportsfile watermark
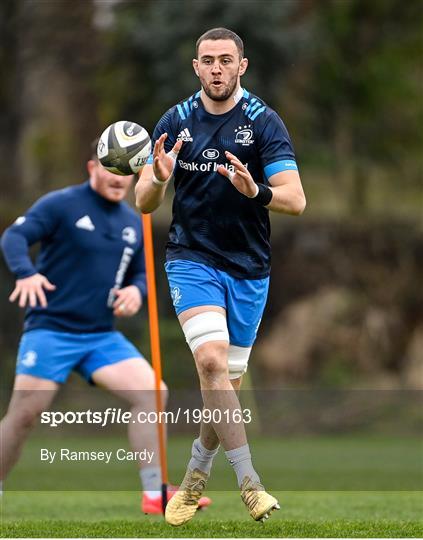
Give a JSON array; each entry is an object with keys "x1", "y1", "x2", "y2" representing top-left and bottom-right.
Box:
[
  {"x1": 40, "y1": 407, "x2": 252, "y2": 428},
  {"x1": 1, "y1": 389, "x2": 421, "y2": 491},
  {"x1": 40, "y1": 447, "x2": 155, "y2": 465}
]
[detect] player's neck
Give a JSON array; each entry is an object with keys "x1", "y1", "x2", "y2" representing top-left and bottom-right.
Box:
[{"x1": 200, "y1": 85, "x2": 243, "y2": 115}]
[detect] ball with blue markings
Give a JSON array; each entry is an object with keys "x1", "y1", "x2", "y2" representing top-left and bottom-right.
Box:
[{"x1": 97, "y1": 121, "x2": 151, "y2": 176}]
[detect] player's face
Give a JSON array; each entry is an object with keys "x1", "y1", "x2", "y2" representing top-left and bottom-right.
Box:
[
  {"x1": 194, "y1": 39, "x2": 248, "y2": 102},
  {"x1": 87, "y1": 160, "x2": 133, "y2": 202}
]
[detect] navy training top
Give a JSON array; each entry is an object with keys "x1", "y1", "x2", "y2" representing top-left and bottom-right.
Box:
[
  {"x1": 148, "y1": 87, "x2": 298, "y2": 279},
  {"x1": 1, "y1": 181, "x2": 146, "y2": 333}
]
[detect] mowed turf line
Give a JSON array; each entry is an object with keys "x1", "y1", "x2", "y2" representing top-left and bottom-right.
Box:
[{"x1": 1, "y1": 490, "x2": 422, "y2": 537}]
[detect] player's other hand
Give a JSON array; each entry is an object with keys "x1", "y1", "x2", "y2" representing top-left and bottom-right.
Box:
[
  {"x1": 217, "y1": 151, "x2": 258, "y2": 198},
  {"x1": 9, "y1": 273, "x2": 56, "y2": 308},
  {"x1": 152, "y1": 133, "x2": 183, "y2": 183},
  {"x1": 113, "y1": 285, "x2": 142, "y2": 317}
]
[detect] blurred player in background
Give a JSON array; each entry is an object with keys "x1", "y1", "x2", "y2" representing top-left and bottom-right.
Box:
[
  {"x1": 135, "y1": 27, "x2": 306, "y2": 524},
  {"x1": 0, "y1": 143, "x2": 210, "y2": 514}
]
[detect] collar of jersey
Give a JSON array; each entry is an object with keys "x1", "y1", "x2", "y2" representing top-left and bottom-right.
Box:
[
  {"x1": 198, "y1": 87, "x2": 247, "y2": 117},
  {"x1": 233, "y1": 86, "x2": 244, "y2": 104}
]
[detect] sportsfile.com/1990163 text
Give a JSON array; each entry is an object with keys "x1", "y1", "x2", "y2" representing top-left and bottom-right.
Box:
[{"x1": 40, "y1": 408, "x2": 252, "y2": 428}]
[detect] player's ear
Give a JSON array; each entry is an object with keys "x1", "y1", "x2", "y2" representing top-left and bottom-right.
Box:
[
  {"x1": 87, "y1": 159, "x2": 96, "y2": 176},
  {"x1": 239, "y1": 57, "x2": 248, "y2": 76},
  {"x1": 192, "y1": 59, "x2": 199, "y2": 76}
]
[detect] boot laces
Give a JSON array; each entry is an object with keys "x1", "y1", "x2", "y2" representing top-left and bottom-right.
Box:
[
  {"x1": 242, "y1": 481, "x2": 264, "y2": 510},
  {"x1": 184, "y1": 477, "x2": 206, "y2": 505}
]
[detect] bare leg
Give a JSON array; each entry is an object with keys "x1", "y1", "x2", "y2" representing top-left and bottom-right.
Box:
[
  {"x1": 0, "y1": 375, "x2": 59, "y2": 481},
  {"x1": 164, "y1": 304, "x2": 265, "y2": 526},
  {"x1": 191, "y1": 341, "x2": 248, "y2": 450},
  {"x1": 178, "y1": 306, "x2": 247, "y2": 451},
  {"x1": 199, "y1": 376, "x2": 243, "y2": 450},
  {"x1": 92, "y1": 357, "x2": 168, "y2": 471}
]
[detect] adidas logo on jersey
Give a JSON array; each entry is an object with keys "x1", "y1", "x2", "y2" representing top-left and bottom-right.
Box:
[
  {"x1": 177, "y1": 128, "x2": 193, "y2": 142},
  {"x1": 75, "y1": 215, "x2": 95, "y2": 231}
]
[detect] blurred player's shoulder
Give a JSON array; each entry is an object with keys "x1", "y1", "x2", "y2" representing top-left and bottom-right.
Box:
[
  {"x1": 39, "y1": 182, "x2": 90, "y2": 202},
  {"x1": 26, "y1": 184, "x2": 80, "y2": 212},
  {"x1": 120, "y1": 200, "x2": 142, "y2": 221}
]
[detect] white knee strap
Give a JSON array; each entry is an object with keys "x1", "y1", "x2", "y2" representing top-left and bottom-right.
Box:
[
  {"x1": 228, "y1": 345, "x2": 252, "y2": 379},
  {"x1": 182, "y1": 312, "x2": 229, "y2": 353}
]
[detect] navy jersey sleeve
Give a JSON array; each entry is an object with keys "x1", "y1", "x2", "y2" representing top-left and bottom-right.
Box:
[
  {"x1": 146, "y1": 108, "x2": 179, "y2": 165},
  {"x1": 257, "y1": 111, "x2": 299, "y2": 182},
  {"x1": 1, "y1": 191, "x2": 62, "y2": 279},
  {"x1": 123, "y1": 243, "x2": 147, "y2": 299}
]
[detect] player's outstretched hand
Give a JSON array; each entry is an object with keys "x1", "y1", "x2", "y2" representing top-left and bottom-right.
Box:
[
  {"x1": 9, "y1": 273, "x2": 56, "y2": 308},
  {"x1": 217, "y1": 151, "x2": 258, "y2": 198},
  {"x1": 113, "y1": 285, "x2": 142, "y2": 317},
  {"x1": 152, "y1": 133, "x2": 183, "y2": 183}
]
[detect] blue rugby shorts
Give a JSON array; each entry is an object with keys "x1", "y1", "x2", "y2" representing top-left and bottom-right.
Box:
[
  {"x1": 165, "y1": 259, "x2": 269, "y2": 347},
  {"x1": 16, "y1": 329, "x2": 143, "y2": 384}
]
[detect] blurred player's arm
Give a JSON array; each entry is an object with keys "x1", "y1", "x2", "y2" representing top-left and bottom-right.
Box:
[
  {"x1": 135, "y1": 134, "x2": 182, "y2": 213},
  {"x1": 0, "y1": 193, "x2": 60, "y2": 307}
]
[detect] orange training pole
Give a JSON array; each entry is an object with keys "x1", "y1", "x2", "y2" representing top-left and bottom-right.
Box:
[{"x1": 141, "y1": 212, "x2": 168, "y2": 511}]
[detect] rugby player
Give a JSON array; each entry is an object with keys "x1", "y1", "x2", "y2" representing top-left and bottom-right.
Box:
[
  {"x1": 135, "y1": 27, "x2": 306, "y2": 525},
  {"x1": 0, "y1": 146, "x2": 211, "y2": 514}
]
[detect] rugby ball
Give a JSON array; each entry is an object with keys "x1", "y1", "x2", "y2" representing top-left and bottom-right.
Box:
[{"x1": 97, "y1": 121, "x2": 151, "y2": 175}]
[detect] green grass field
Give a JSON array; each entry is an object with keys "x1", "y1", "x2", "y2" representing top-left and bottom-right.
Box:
[
  {"x1": 2, "y1": 490, "x2": 422, "y2": 538},
  {"x1": 1, "y1": 435, "x2": 422, "y2": 537}
]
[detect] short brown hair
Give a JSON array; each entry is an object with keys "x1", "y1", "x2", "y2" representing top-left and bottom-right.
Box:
[{"x1": 196, "y1": 28, "x2": 244, "y2": 60}]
